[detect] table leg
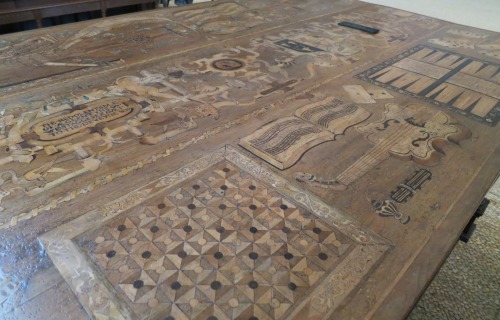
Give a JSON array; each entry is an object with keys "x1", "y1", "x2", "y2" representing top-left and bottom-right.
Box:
[
  {"x1": 34, "y1": 10, "x2": 43, "y2": 28},
  {"x1": 99, "y1": 0, "x2": 107, "y2": 17}
]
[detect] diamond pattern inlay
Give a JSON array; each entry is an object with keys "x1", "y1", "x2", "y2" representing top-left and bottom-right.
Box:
[{"x1": 77, "y1": 162, "x2": 354, "y2": 319}]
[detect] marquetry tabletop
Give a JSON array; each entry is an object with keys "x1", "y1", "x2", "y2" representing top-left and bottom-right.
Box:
[{"x1": 0, "y1": 0, "x2": 498, "y2": 319}]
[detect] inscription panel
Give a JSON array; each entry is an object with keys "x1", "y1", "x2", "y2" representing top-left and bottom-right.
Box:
[{"x1": 33, "y1": 98, "x2": 134, "y2": 141}]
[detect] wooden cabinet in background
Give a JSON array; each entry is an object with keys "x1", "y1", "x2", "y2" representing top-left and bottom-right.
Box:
[{"x1": 0, "y1": 0, "x2": 157, "y2": 29}]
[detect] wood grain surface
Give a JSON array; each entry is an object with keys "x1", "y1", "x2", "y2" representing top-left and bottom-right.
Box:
[{"x1": 0, "y1": 0, "x2": 499, "y2": 319}]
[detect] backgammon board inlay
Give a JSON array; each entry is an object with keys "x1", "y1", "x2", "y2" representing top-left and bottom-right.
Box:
[{"x1": 357, "y1": 45, "x2": 500, "y2": 126}]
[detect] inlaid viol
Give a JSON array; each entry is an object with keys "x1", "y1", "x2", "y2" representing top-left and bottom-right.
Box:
[{"x1": 295, "y1": 103, "x2": 471, "y2": 189}]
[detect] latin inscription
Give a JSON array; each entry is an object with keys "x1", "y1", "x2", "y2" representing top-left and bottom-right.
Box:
[{"x1": 34, "y1": 98, "x2": 133, "y2": 140}]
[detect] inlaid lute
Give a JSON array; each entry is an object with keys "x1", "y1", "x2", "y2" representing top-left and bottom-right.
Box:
[{"x1": 294, "y1": 103, "x2": 470, "y2": 190}]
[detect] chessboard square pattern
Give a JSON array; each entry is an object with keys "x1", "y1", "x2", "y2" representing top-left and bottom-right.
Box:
[{"x1": 77, "y1": 161, "x2": 354, "y2": 320}]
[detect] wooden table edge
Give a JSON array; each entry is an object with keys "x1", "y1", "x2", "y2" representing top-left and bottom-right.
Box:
[{"x1": 368, "y1": 146, "x2": 500, "y2": 320}]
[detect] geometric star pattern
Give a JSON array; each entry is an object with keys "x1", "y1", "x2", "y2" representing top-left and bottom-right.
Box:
[{"x1": 77, "y1": 162, "x2": 354, "y2": 320}]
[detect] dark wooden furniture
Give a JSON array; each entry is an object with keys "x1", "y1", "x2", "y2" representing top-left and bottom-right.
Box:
[
  {"x1": 0, "y1": 0, "x2": 498, "y2": 319},
  {"x1": 162, "y1": 0, "x2": 214, "y2": 7},
  {"x1": 0, "y1": 0, "x2": 157, "y2": 28}
]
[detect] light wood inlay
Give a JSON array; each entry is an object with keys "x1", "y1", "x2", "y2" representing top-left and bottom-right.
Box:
[{"x1": 0, "y1": 1, "x2": 498, "y2": 320}]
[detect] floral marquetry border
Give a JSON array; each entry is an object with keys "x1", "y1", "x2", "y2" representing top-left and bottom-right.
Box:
[{"x1": 39, "y1": 145, "x2": 391, "y2": 320}]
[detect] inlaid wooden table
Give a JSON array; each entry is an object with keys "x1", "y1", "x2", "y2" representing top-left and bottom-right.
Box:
[{"x1": 0, "y1": 1, "x2": 498, "y2": 319}]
